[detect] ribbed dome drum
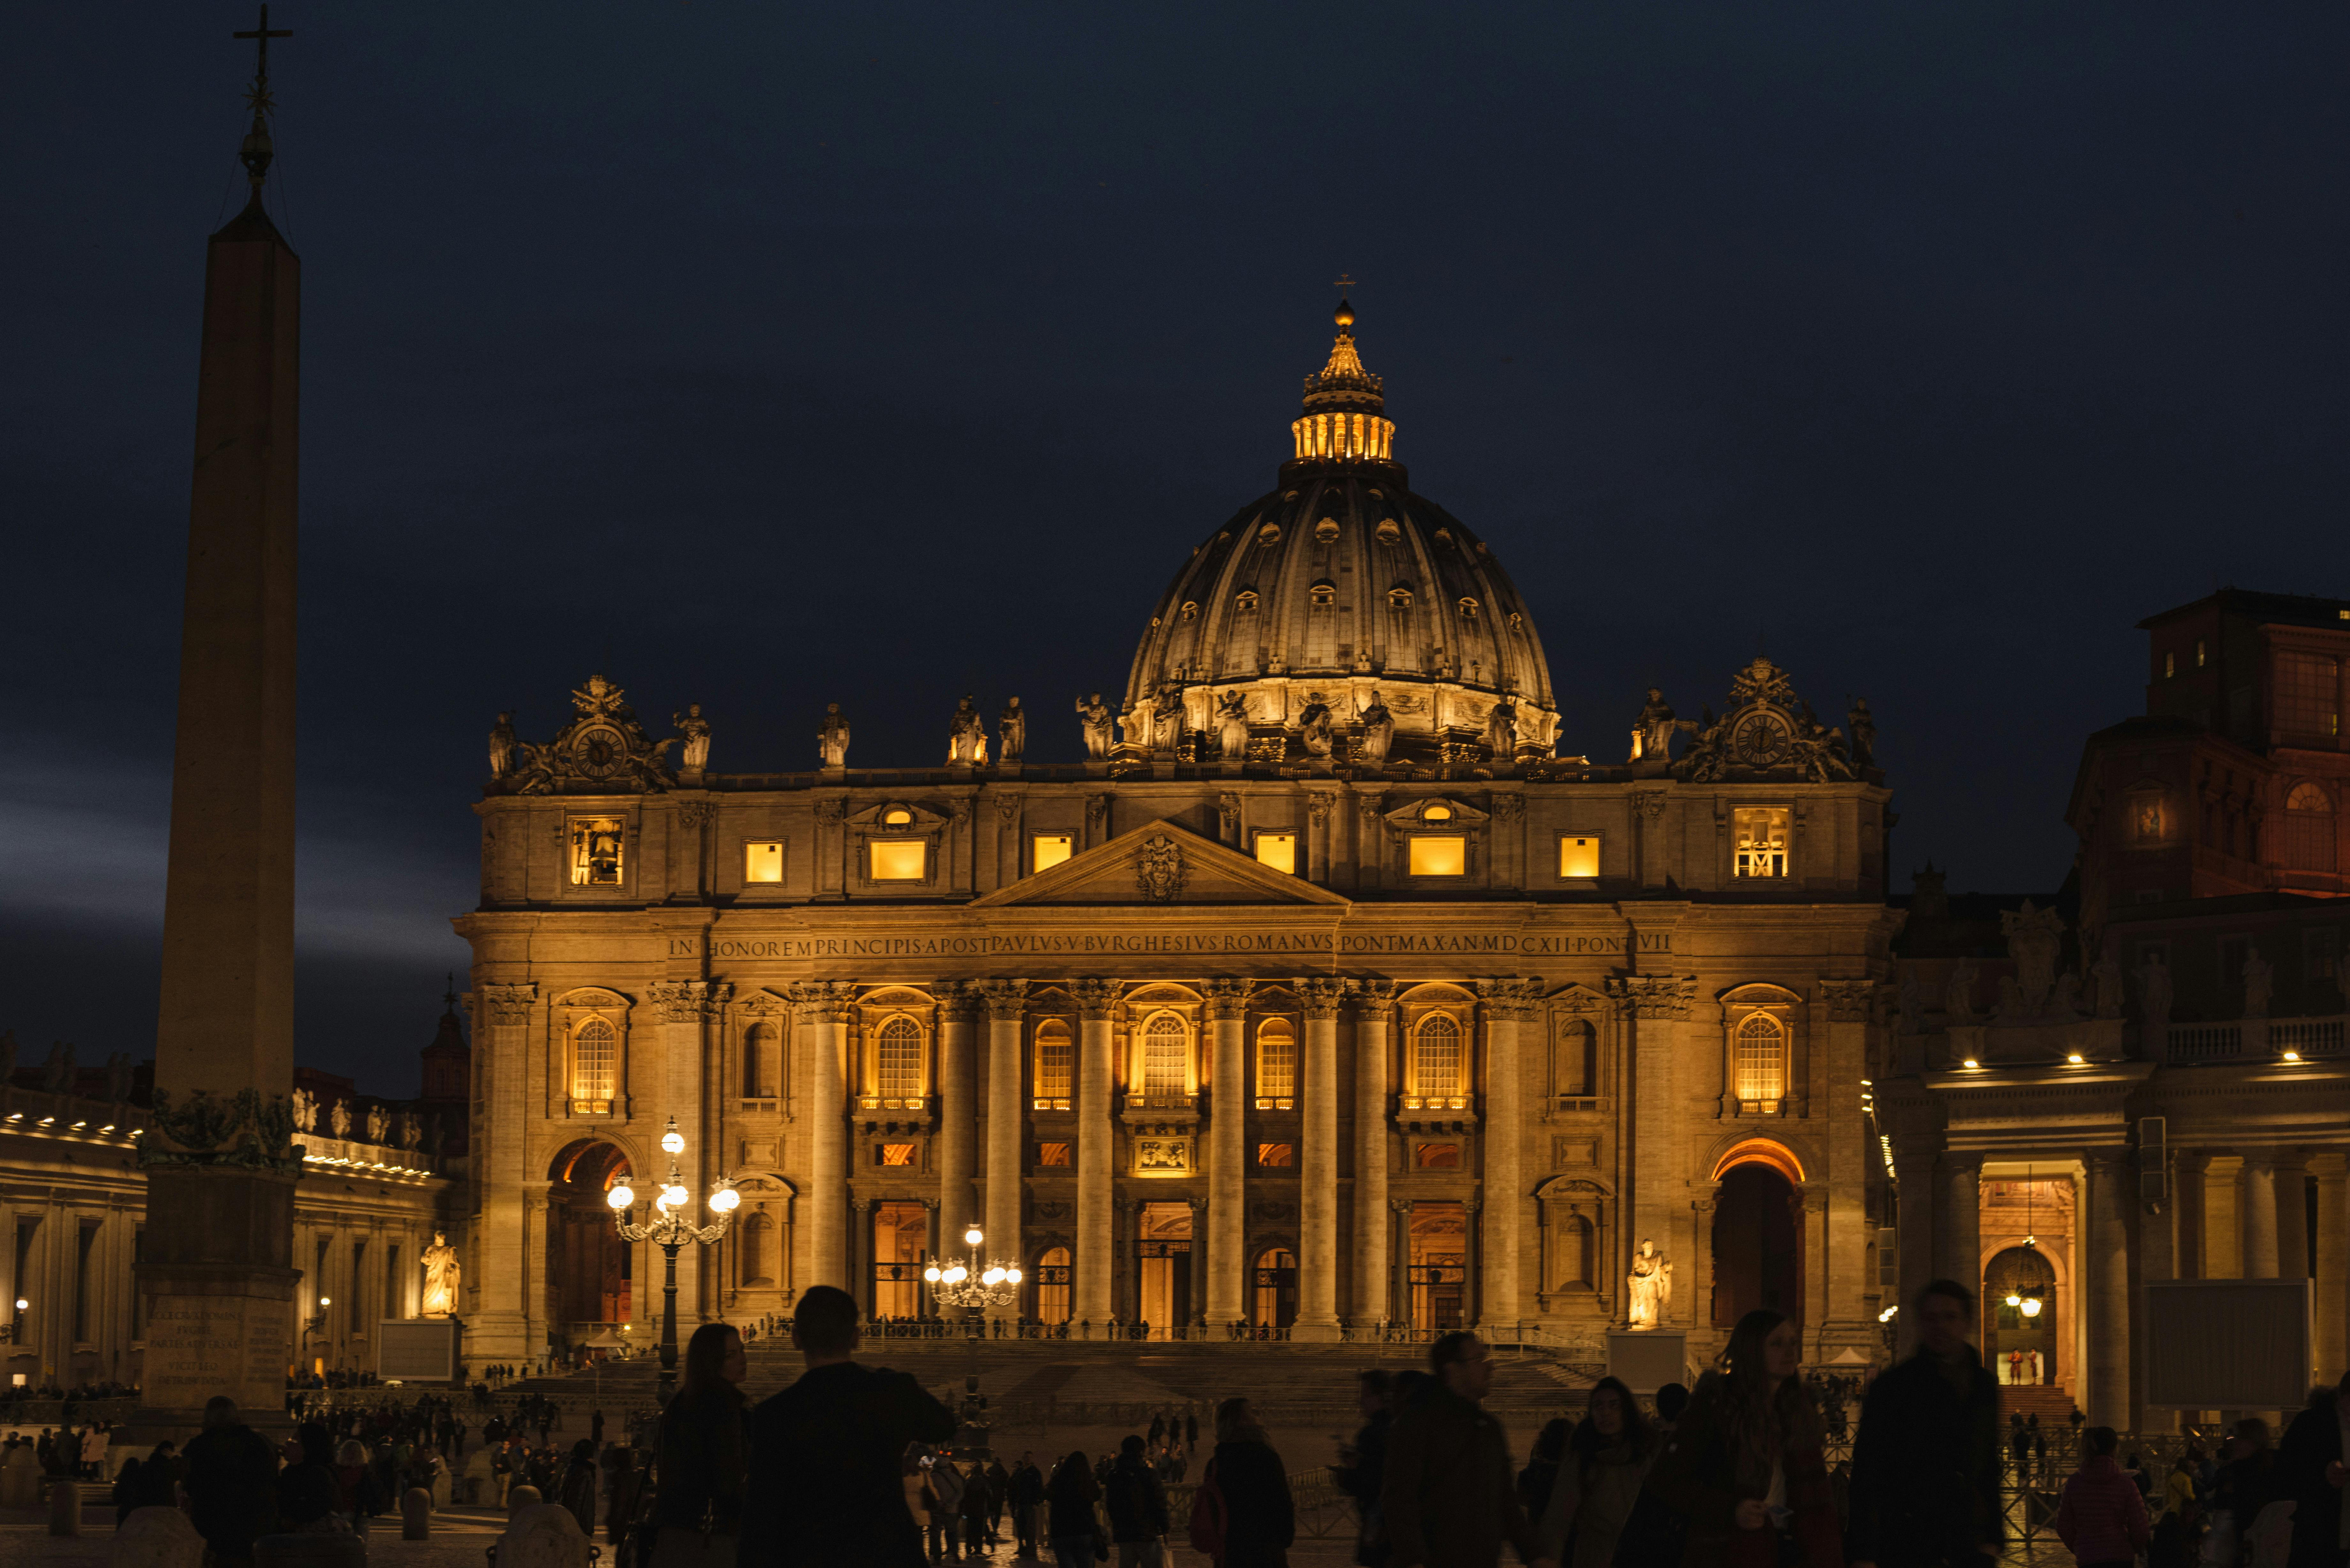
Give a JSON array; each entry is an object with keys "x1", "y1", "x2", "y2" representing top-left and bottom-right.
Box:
[{"x1": 1120, "y1": 304, "x2": 1558, "y2": 767}]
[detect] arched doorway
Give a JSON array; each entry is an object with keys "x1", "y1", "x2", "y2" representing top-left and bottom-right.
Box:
[
  {"x1": 1712, "y1": 1158, "x2": 1801, "y2": 1326},
  {"x1": 1251, "y1": 1247, "x2": 1298, "y2": 1331},
  {"x1": 1137, "y1": 1202, "x2": 1193, "y2": 1337},
  {"x1": 870, "y1": 1202, "x2": 928, "y2": 1321},
  {"x1": 1408, "y1": 1203, "x2": 1469, "y2": 1331},
  {"x1": 1984, "y1": 1245, "x2": 2058, "y2": 1385},
  {"x1": 1032, "y1": 1246, "x2": 1072, "y2": 1325},
  {"x1": 547, "y1": 1141, "x2": 633, "y2": 1331}
]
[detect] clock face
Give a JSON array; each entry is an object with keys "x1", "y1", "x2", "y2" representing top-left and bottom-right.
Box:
[
  {"x1": 573, "y1": 726, "x2": 627, "y2": 778},
  {"x1": 1733, "y1": 713, "x2": 1791, "y2": 768}
]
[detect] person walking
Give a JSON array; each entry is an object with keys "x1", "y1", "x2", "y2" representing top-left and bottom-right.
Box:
[
  {"x1": 180, "y1": 1397, "x2": 279, "y2": 1566},
  {"x1": 1045, "y1": 1451, "x2": 1104, "y2": 1568},
  {"x1": 2277, "y1": 1372, "x2": 2350, "y2": 1568},
  {"x1": 1335, "y1": 1370, "x2": 1395, "y2": 1568},
  {"x1": 738, "y1": 1284, "x2": 957, "y2": 1568},
  {"x1": 960, "y1": 1456, "x2": 995, "y2": 1559},
  {"x1": 558, "y1": 1438, "x2": 599, "y2": 1536},
  {"x1": 924, "y1": 1454, "x2": 967, "y2": 1561},
  {"x1": 2052, "y1": 1425, "x2": 2150, "y2": 1568},
  {"x1": 1518, "y1": 1420, "x2": 1573, "y2": 1527},
  {"x1": 1381, "y1": 1337, "x2": 1549, "y2": 1568},
  {"x1": 1846, "y1": 1278, "x2": 2003, "y2": 1568},
  {"x1": 330, "y1": 1436, "x2": 382, "y2": 1535},
  {"x1": 651, "y1": 1322, "x2": 750, "y2": 1568},
  {"x1": 1536, "y1": 1375, "x2": 1654, "y2": 1568},
  {"x1": 1011, "y1": 1452, "x2": 1046, "y2": 1558},
  {"x1": 1105, "y1": 1434, "x2": 1171, "y2": 1567},
  {"x1": 986, "y1": 1455, "x2": 1012, "y2": 1545}
]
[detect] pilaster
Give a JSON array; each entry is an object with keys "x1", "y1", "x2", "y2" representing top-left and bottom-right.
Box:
[
  {"x1": 1353, "y1": 981, "x2": 1395, "y2": 1330},
  {"x1": 792, "y1": 980, "x2": 857, "y2": 1289},
  {"x1": 978, "y1": 980, "x2": 1029, "y2": 1318},
  {"x1": 1295, "y1": 977, "x2": 1344, "y2": 1338},
  {"x1": 1071, "y1": 978, "x2": 1119, "y2": 1325},
  {"x1": 936, "y1": 984, "x2": 979, "y2": 1246},
  {"x1": 1204, "y1": 978, "x2": 1250, "y2": 1328}
]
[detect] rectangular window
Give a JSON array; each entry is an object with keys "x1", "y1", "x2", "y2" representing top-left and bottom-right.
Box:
[
  {"x1": 1408, "y1": 836, "x2": 1467, "y2": 877},
  {"x1": 1254, "y1": 833, "x2": 1297, "y2": 874},
  {"x1": 1413, "y1": 1142, "x2": 1461, "y2": 1169},
  {"x1": 1256, "y1": 1142, "x2": 1294, "y2": 1168},
  {"x1": 743, "y1": 841, "x2": 784, "y2": 884},
  {"x1": 73, "y1": 1222, "x2": 98, "y2": 1343},
  {"x1": 868, "y1": 840, "x2": 926, "y2": 881},
  {"x1": 2307, "y1": 927, "x2": 2340, "y2": 984},
  {"x1": 1036, "y1": 1141, "x2": 1072, "y2": 1168},
  {"x1": 1031, "y1": 834, "x2": 1073, "y2": 873},
  {"x1": 2274, "y1": 652, "x2": 2341, "y2": 744},
  {"x1": 1033, "y1": 1022, "x2": 1073, "y2": 1109},
  {"x1": 1558, "y1": 835, "x2": 1600, "y2": 879},
  {"x1": 877, "y1": 1142, "x2": 916, "y2": 1168},
  {"x1": 1733, "y1": 807, "x2": 1790, "y2": 878},
  {"x1": 569, "y1": 816, "x2": 625, "y2": 886},
  {"x1": 2164, "y1": 651, "x2": 2176, "y2": 679}
]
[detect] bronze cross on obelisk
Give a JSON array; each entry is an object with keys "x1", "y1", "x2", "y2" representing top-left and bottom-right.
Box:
[
  {"x1": 232, "y1": 4, "x2": 291, "y2": 196},
  {"x1": 234, "y1": 4, "x2": 292, "y2": 99}
]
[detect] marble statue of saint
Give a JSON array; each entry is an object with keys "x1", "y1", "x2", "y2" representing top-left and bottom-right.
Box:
[
  {"x1": 998, "y1": 697, "x2": 1026, "y2": 764},
  {"x1": 1151, "y1": 685, "x2": 1185, "y2": 751},
  {"x1": 2091, "y1": 953, "x2": 2124, "y2": 1019},
  {"x1": 420, "y1": 1233, "x2": 460, "y2": 1318},
  {"x1": 1297, "y1": 696, "x2": 1335, "y2": 758},
  {"x1": 1631, "y1": 688, "x2": 1677, "y2": 763},
  {"x1": 366, "y1": 1105, "x2": 390, "y2": 1144},
  {"x1": 1215, "y1": 691, "x2": 1251, "y2": 760},
  {"x1": 817, "y1": 704, "x2": 851, "y2": 768},
  {"x1": 1846, "y1": 697, "x2": 1876, "y2": 770},
  {"x1": 1074, "y1": 693, "x2": 1115, "y2": 761},
  {"x1": 2000, "y1": 901, "x2": 2066, "y2": 1016},
  {"x1": 1484, "y1": 696, "x2": 1517, "y2": 762},
  {"x1": 330, "y1": 1099, "x2": 352, "y2": 1138},
  {"x1": 2134, "y1": 951, "x2": 2172, "y2": 1044},
  {"x1": 1626, "y1": 1238, "x2": 1672, "y2": 1330},
  {"x1": 291, "y1": 1087, "x2": 317, "y2": 1133},
  {"x1": 40, "y1": 1043, "x2": 72, "y2": 1094},
  {"x1": 2243, "y1": 946, "x2": 2274, "y2": 1018},
  {"x1": 1358, "y1": 690, "x2": 1395, "y2": 767},
  {"x1": 399, "y1": 1112, "x2": 423, "y2": 1150},
  {"x1": 488, "y1": 712, "x2": 518, "y2": 779},
  {"x1": 948, "y1": 695, "x2": 987, "y2": 766},
  {"x1": 1944, "y1": 956, "x2": 1979, "y2": 1025},
  {"x1": 673, "y1": 704, "x2": 712, "y2": 772}
]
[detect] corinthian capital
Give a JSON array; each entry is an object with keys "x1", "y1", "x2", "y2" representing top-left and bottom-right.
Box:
[
  {"x1": 975, "y1": 979, "x2": 1031, "y2": 1020},
  {"x1": 1608, "y1": 973, "x2": 1697, "y2": 1020},
  {"x1": 1069, "y1": 977, "x2": 1121, "y2": 1019},
  {"x1": 1350, "y1": 976, "x2": 1399, "y2": 1020},
  {"x1": 934, "y1": 980, "x2": 981, "y2": 1020},
  {"x1": 1202, "y1": 977, "x2": 1253, "y2": 1021},
  {"x1": 1476, "y1": 976, "x2": 1543, "y2": 1021},
  {"x1": 1818, "y1": 977, "x2": 1879, "y2": 1023},
  {"x1": 789, "y1": 979, "x2": 859, "y2": 1021},
  {"x1": 1297, "y1": 977, "x2": 1347, "y2": 1018},
  {"x1": 650, "y1": 979, "x2": 731, "y2": 1024},
  {"x1": 481, "y1": 983, "x2": 538, "y2": 1026}
]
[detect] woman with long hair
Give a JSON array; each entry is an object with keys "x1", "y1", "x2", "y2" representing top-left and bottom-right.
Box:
[
  {"x1": 1633, "y1": 1309, "x2": 1840, "y2": 1567},
  {"x1": 651, "y1": 1321, "x2": 749, "y2": 1568},
  {"x1": 1044, "y1": 1450, "x2": 1103, "y2": 1568},
  {"x1": 1536, "y1": 1375, "x2": 1654, "y2": 1566}
]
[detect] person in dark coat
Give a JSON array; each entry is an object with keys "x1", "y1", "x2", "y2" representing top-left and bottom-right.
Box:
[
  {"x1": 738, "y1": 1285, "x2": 957, "y2": 1568},
  {"x1": 2277, "y1": 1371, "x2": 2350, "y2": 1568},
  {"x1": 558, "y1": 1438, "x2": 599, "y2": 1536},
  {"x1": 654, "y1": 1322, "x2": 750, "y2": 1555},
  {"x1": 1045, "y1": 1451, "x2": 1103, "y2": 1568},
  {"x1": 1104, "y1": 1434, "x2": 1170, "y2": 1563},
  {"x1": 1847, "y1": 1278, "x2": 2004, "y2": 1568},
  {"x1": 1211, "y1": 1398, "x2": 1296, "y2": 1568},
  {"x1": 1010, "y1": 1453, "x2": 1047, "y2": 1557},
  {"x1": 1380, "y1": 1337, "x2": 1549, "y2": 1568},
  {"x1": 1335, "y1": 1371, "x2": 1395, "y2": 1568},
  {"x1": 180, "y1": 1397, "x2": 281, "y2": 1566},
  {"x1": 985, "y1": 1456, "x2": 1012, "y2": 1544}
]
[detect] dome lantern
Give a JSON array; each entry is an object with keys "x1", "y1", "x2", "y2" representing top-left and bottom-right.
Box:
[{"x1": 1290, "y1": 298, "x2": 1397, "y2": 467}]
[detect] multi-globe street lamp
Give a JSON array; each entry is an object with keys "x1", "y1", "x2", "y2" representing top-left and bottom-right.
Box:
[
  {"x1": 924, "y1": 1226, "x2": 1021, "y2": 1313},
  {"x1": 606, "y1": 1116, "x2": 737, "y2": 1404}
]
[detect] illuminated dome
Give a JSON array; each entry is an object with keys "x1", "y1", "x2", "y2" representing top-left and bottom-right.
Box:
[{"x1": 1121, "y1": 301, "x2": 1558, "y2": 765}]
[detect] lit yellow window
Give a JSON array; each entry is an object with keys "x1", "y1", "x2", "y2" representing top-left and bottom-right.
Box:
[
  {"x1": 1032, "y1": 834, "x2": 1073, "y2": 873},
  {"x1": 1036, "y1": 1141, "x2": 1072, "y2": 1168},
  {"x1": 743, "y1": 841, "x2": 784, "y2": 883},
  {"x1": 2163, "y1": 652, "x2": 2175, "y2": 679},
  {"x1": 877, "y1": 1142, "x2": 916, "y2": 1167},
  {"x1": 1422, "y1": 802, "x2": 1454, "y2": 822},
  {"x1": 1255, "y1": 833, "x2": 1297, "y2": 874},
  {"x1": 1733, "y1": 1012, "x2": 1788, "y2": 1105},
  {"x1": 1256, "y1": 1142, "x2": 1294, "y2": 1168},
  {"x1": 1255, "y1": 1018, "x2": 1296, "y2": 1107},
  {"x1": 1558, "y1": 835, "x2": 1599, "y2": 879},
  {"x1": 1732, "y1": 808, "x2": 1789, "y2": 878},
  {"x1": 882, "y1": 807, "x2": 913, "y2": 826},
  {"x1": 1033, "y1": 1020, "x2": 1073, "y2": 1109},
  {"x1": 569, "y1": 817, "x2": 625, "y2": 886},
  {"x1": 570, "y1": 1019, "x2": 616, "y2": 1113},
  {"x1": 2195, "y1": 640, "x2": 2207, "y2": 668},
  {"x1": 869, "y1": 840, "x2": 925, "y2": 881},
  {"x1": 1409, "y1": 836, "x2": 1466, "y2": 877}
]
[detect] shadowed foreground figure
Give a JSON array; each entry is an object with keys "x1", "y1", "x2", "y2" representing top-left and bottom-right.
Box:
[
  {"x1": 738, "y1": 1285, "x2": 955, "y2": 1568},
  {"x1": 180, "y1": 1396, "x2": 280, "y2": 1567}
]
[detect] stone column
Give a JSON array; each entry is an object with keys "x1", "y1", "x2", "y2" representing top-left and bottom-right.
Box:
[
  {"x1": 135, "y1": 158, "x2": 306, "y2": 1441},
  {"x1": 1072, "y1": 979, "x2": 1119, "y2": 1326},
  {"x1": 1688, "y1": 1187, "x2": 1720, "y2": 1341},
  {"x1": 1938, "y1": 1152, "x2": 1982, "y2": 1302},
  {"x1": 1613, "y1": 975, "x2": 1692, "y2": 1274},
  {"x1": 1204, "y1": 979, "x2": 1250, "y2": 1328},
  {"x1": 979, "y1": 981, "x2": 1029, "y2": 1319},
  {"x1": 2175, "y1": 1151, "x2": 2208, "y2": 1279},
  {"x1": 1797, "y1": 1186, "x2": 1830, "y2": 1356},
  {"x1": 848, "y1": 1198, "x2": 872, "y2": 1315},
  {"x1": 2240, "y1": 1154, "x2": 2281, "y2": 1279},
  {"x1": 1477, "y1": 981, "x2": 1533, "y2": 1335},
  {"x1": 2134, "y1": 1144, "x2": 2178, "y2": 1436},
  {"x1": 1354, "y1": 982, "x2": 1396, "y2": 1331},
  {"x1": 2087, "y1": 1154, "x2": 2133, "y2": 1427},
  {"x1": 472, "y1": 984, "x2": 537, "y2": 1361},
  {"x1": 937, "y1": 985, "x2": 979, "y2": 1247},
  {"x1": 794, "y1": 981, "x2": 856, "y2": 1290},
  {"x1": 2273, "y1": 1151, "x2": 2310, "y2": 1285},
  {"x1": 2314, "y1": 1155, "x2": 2348, "y2": 1388},
  {"x1": 651, "y1": 978, "x2": 726, "y2": 1325},
  {"x1": 1296, "y1": 978, "x2": 1345, "y2": 1339},
  {"x1": 1893, "y1": 1141, "x2": 1936, "y2": 1358},
  {"x1": 1390, "y1": 1199, "x2": 1413, "y2": 1326}
]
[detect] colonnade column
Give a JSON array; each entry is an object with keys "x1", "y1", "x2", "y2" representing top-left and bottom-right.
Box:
[
  {"x1": 1204, "y1": 980, "x2": 1250, "y2": 1328},
  {"x1": 1614, "y1": 974, "x2": 1692, "y2": 1296},
  {"x1": 794, "y1": 980, "x2": 855, "y2": 1291},
  {"x1": 2240, "y1": 1153, "x2": 2280, "y2": 1280},
  {"x1": 1071, "y1": 979, "x2": 1118, "y2": 1326},
  {"x1": 2314, "y1": 1155, "x2": 2348, "y2": 1386},
  {"x1": 1296, "y1": 978, "x2": 1345, "y2": 1339},
  {"x1": 1353, "y1": 982, "x2": 1397, "y2": 1331},
  {"x1": 474, "y1": 984, "x2": 538, "y2": 1360},
  {"x1": 936, "y1": 985, "x2": 978, "y2": 1248},
  {"x1": 2273, "y1": 1151, "x2": 2310, "y2": 1285},
  {"x1": 1937, "y1": 1152, "x2": 1982, "y2": 1302},
  {"x1": 1891, "y1": 1140, "x2": 1936, "y2": 1359},
  {"x1": 1797, "y1": 1186, "x2": 1829, "y2": 1358},
  {"x1": 979, "y1": 981, "x2": 1029, "y2": 1319},
  {"x1": 2175, "y1": 1151, "x2": 2209, "y2": 1279},
  {"x1": 1477, "y1": 979, "x2": 1531, "y2": 1335},
  {"x1": 2087, "y1": 1153, "x2": 2133, "y2": 1427},
  {"x1": 2134, "y1": 1140, "x2": 2178, "y2": 1436}
]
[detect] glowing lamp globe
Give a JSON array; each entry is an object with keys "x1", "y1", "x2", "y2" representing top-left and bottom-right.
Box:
[
  {"x1": 1006, "y1": 1268, "x2": 1022, "y2": 1285},
  {"x1": 607, "y1": 1185, "x2": 634, "y2": 1211},
  {"x1": 923, "y1": 1264, "x2": 942, "y2": 1284},
  {"x1": 964, "y1": 1227, "x2": 984, "y2": 1248},
  {"x1": 943, "y1": 1264, "x2": 967, "y2": 1285},
  {"x1": 661, "y1": 1183, "x2": 689, "y2": 1209},
  {"x1": 982, "y1": 1267, "x2": 1004, "y2": 1285},
  {"x1": 709, "y1": 1186, "x2": 740, "y2": 1214},
  {"x1": 2020, "y1": 1297, "x2": 2043, "y2": 1318},
  {"x1": 661, "y1": 1126, "x2": 686, "y2": 1155}
]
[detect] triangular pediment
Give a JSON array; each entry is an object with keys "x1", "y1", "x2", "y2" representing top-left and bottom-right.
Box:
[{"x1": 971, "y1": 819, "x2": 1352, "y2": 908}]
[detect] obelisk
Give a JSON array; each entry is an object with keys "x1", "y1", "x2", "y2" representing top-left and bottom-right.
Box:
[{"x1": 131, "y1": 8, "x2": 304, "y2": 1438}]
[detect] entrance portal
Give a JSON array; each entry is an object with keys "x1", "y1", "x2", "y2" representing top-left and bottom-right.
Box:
[
  {"x1": 1251, "y1": 1247, "x2": 1298, "y2": 1330},
  {"x1": 1712, "y1": 1162, "x2": 1800, "y2": 1325},
  {"x1": 547, "y1": 1141, "x2": 633, "y2": 1329},
  {"x1": 1033, "y1": 1246, "x2": 1072, "y2": 1325},
  {"x1": 1408, "y1": 1203, "x2": 1468, "y2": 1331},
  {"x1": 871, "y1": 1202, "x2": 928, "y2": 1320},
  {"x1": 1984, "y1": 1245, "x2": 2058, "y2": 1384},
  {"x1": 1138, "y1": 1202, "x2": 1193, "y2": 1338}
]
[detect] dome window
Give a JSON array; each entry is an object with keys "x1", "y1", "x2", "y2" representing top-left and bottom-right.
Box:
[
  {"x1": 1434, "y1": 527, "x2": 1454, "y2": 547},
  {"x1": 1258, "y1": 522, "x2": 1282, "y2": 546},
  {"x1": 1235, "y1": 590, "x2": 1260, "y2": 614},
  {"x1": 1458, "y1": 596, "x2": 1481, "y2": 621},
  {"x1": 1388, "y1": 586, "x2": 1414, "y2": 610},
  {"x1": 1375, "y1": 519, "x2": 1400, "y2": 545},
  {"x1": 1315, "y1": 517, "x2": 1340, "y2": 543},
  {"x1": 1309, "y1": 581, "x2": 1336, "y2": 608},
  {"x1": 1180, "y1": 601, "x2": 1199, "y2": 623}
]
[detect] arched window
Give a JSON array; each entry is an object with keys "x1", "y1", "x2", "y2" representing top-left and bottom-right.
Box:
[
  {"x1": 737, "y1": 1212, "x2": 772, "y2": 1288},
  {"x1": 1034, "y1": 1246, "x2": 1072, "y2": 1325},
  {"x1": 743, "y1": 1022, "x2": 778, "y2": 1099},
  {"x1": 1412, "y1": 1014, "x2": 1465, "y2": 1105},
  {"x1": 571, "y1": 1019, "x2": 616, "y2": 1112},
  {"x1": 1033, "y1": 1020, "x2": 1073, "y2": 1109},
  {"x1": 1733, "y1": 1013, "x2": 1788, "y2": 1105},
  {"x1": 875, "y1": 1017, "x2": 923, "y2": 1103},
  {"x1": 1140, "y1": 1013, "x2": 1187, "y2": 1099},
  {"x1": 2282, "y1": 781, "x2": 2337, "y2": 872},
  {"x1": 1255, "y1": 1018, "x2": 1296, "y2": 1108}
]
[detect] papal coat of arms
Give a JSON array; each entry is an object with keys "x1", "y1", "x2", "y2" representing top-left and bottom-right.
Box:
[{"x1": 1135, "y1": 834, "x2": 1187, "y2": 902}]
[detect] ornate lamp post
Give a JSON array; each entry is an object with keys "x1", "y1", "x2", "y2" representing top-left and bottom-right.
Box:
[
  {"x1": 607, "y1": 1116, "x2": 738, "y2": 1404},
  {"x1": 924, "y1": 1225, "x2": 1022, "y2": 1313}
]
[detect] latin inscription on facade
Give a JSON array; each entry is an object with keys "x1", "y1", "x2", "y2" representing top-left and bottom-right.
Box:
[{"x1": 700, "y1": 931, "x2": 1668, "y2": 961}]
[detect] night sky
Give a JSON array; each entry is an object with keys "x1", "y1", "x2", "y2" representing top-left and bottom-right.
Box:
[{"x1": 6, "y1": 4, "x2": 2346, "y2": 1093}]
